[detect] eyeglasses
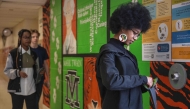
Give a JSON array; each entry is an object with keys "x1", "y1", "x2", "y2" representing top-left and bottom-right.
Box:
[{"x1": 131, "y1": 29, "x2": 141, "y2": 38}]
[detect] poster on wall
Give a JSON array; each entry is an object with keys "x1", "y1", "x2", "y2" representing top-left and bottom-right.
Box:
[
  {"x1": 63, "y1": 57, "x2": 83, "y2": 109},
  {"x1": 62, "y1": 0, "x2": 77, "y2": 54},
  {"x1": 142, "y1": 0, "x2": 171, "y2": 61},
  {"x1": 84, "y1": 57, "x2": 101, "y2": 109},
  {"x1": 77, "y1": 0, "x2": 107, "y2": 53},
  {"x1": 171, "y1": 0, "x2": 190, "y2": 62}
]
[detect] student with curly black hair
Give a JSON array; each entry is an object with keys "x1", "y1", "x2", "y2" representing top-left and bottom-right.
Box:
[{"x1": 96, "y1": 2, "x2": 157, "y2": 109}]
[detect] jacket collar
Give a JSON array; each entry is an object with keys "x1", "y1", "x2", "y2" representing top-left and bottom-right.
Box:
[
  {"x1": 100, "y1": 42, "x2": 138, "y2": 68},
  {"x1": 18, "y1": 45, "x2": 31, "y2": 55},
  {"x1": 103, "y1": 38, "x2": 131, "y2": 58}
]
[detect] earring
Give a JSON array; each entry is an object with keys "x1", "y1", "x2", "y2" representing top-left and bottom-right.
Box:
[{"x1": 119, "y1": 34, "x2": 127, "y2": 42}]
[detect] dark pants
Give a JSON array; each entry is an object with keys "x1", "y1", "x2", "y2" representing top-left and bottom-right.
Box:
[
  {"x1": 10, "y1": 92, "x2": 36, "y2": 109},
  {"x1": 35, "y1": 78, "x2": 44, "y2": 109}
]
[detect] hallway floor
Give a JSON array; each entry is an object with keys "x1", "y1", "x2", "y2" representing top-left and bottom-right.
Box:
[{"x1": 0, "y1": 77, "x2": 12, "y2": 109}]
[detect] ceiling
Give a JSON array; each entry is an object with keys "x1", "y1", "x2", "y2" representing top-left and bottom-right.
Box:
[{"x1": 0, "y1": 0, "x2": 47, "y2": 34}]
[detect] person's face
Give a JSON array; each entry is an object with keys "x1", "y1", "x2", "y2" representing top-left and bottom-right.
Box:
[
  {"x1": 31, "y1": 33, "x2": 39, "y2": 44},
  {"x1": 63, "y1": 1, "x2": 74, "y2": 23},
  {"x1": 123, "y1": 28, "x2": 141, "y2": 45},
  {"x1": 20, "y1": 32, "x2": 31, "y2": 47}
]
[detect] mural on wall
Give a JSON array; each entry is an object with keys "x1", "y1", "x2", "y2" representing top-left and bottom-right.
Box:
[
  {"x1": 150, "y1": 61, "x2": 190, "y2": 109},
  {"x1": 43, "y1": 0, "x2": 51, "y2": 107},
  {"x1": 63, "y1": 57, "x2": 84, "y2": 109},
  {"x1": 77, "y1": 0, "x2": 107, "y2": 53},
  {"x1": 50, "y1": 0, "x2": 63, "y2": 109},
  {"x1": 50, "y1": 0, "x2": 190, "y2": 109},
  {"x1": 62, "y1": 0, "x2": 77, "y2": 54},
  {"x1": 60, "y1": 0, "x2": 150, "y2": 109},
  {"x1": 84, "y1": 57, "x2": 101, "y2": 109}
]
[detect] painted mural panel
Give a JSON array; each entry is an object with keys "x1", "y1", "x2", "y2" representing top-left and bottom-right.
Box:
[
  {"x1": 43, "y1": 0, "x2": 51, "y2": 107},
  {"x1": 50, "y1": 67, "x2": 62, "y2": 109},
  {"x1": 50, "y1": 48, "x2": 62, "y2": 109},
  {"x1": 50, "y1": 0, "x2": 63, "y2": 109},
  {"x1": 84, "y1": 57, "x2": 101, "y2": 109},
  {"x1": 62, "y1": 0, "x2": 77, "y2": 54},
  {"x1": 63, "y1": 57, "x2": 83, "y2": 109},
  {"x1": 77, "y1": 0, "x2": 107, "y2": 53},
  {"x1": 150, "y1": 62, "x2": 190, "y2": 109}
]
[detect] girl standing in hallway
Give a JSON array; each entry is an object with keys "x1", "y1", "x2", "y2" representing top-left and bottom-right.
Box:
[
  {"x1": 95, "y1": 2, "x2": 157, "y2": 109},
  {"x1": 4, "y1": 29, "x2": 38, "y2": 109}
]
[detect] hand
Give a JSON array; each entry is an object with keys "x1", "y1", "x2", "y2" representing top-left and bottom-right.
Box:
[
  {"x1": 19, "y1": 71, "x2": 28, "y2": 78},
  {"x1": 40, "y1": 69, "x2": 45, "y2": 75},
  {"x1": 146, "y1": 77, "x2": 153, "y2": 88},
  {"x1": 154, "y1": 84, "x2": 159, "y2": 94}
]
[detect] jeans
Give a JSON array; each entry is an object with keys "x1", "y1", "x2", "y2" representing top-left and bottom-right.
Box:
[
  {"x1": 10, "y1": 92, "x2": 36, "y2": 109},
  {"x1": 35, "y1": 77, "x2": 44, "y2": 109}
]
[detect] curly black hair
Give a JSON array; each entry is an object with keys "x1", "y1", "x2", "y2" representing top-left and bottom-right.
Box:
[{"x1": 109, "y1": 2, "x2": 151, "y2": 34}]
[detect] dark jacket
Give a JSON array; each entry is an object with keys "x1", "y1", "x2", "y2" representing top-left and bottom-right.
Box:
[
  {"x1": 95, "y1": 39, "x2": 147, "y2": 109},
  {"x1": 5, "y1": 47, "x2": 37, "y2": 93}
]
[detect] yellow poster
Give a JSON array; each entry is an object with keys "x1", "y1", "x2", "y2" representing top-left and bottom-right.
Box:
[
  {"x1": 142, "y1": 0, "x2": 171, "y2": 61},
  {"x1": 171, "y1": 0, "x2": 190, "y2": 62}
]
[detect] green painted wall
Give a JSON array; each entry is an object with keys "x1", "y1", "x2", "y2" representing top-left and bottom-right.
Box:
[
  {"x1": 50, "y1": 0, "x2": 63, "y2": 109},
  {"x1": 77, "y1": 0, "x2": 107, "y2": 53}
]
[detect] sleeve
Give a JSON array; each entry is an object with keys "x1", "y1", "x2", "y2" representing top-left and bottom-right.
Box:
[
  {"x1": 141, "y1": 85, "x2": 148, "y2": 93},
  {"x1": 43, "y1": 48, "x2": 49, "y2": 60},
  {"x1": 99, "y1": 52, "x2": 147, "y2": 90},
  {"x1": 4, "y1": 53, "x2": 20, "y2": 79},
  {"x1": 35, "y1": 57, "x2": 40, "y2": 70}
]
